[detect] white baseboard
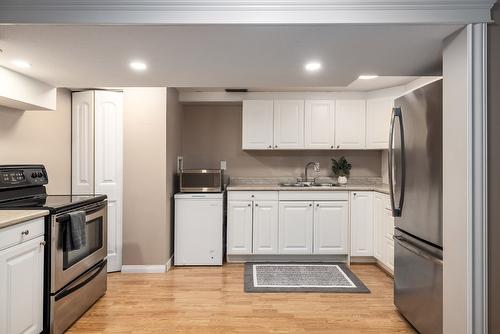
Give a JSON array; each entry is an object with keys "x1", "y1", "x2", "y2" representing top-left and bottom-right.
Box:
[
  {"x1": 121, "y1": 255, "x2": 174, "y2": 273},
  {"x1": 121, "y1": 265, "x2": 166, "y2": 273}
]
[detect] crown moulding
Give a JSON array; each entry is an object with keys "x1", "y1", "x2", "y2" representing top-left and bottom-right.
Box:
[{"x1": 0, "y1": 0, "x2": 496, "y2": 24}]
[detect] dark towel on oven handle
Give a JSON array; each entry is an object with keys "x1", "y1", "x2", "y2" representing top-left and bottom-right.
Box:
[{"x1": 64, "y1": 211, "x2": 87, "y2": 251}]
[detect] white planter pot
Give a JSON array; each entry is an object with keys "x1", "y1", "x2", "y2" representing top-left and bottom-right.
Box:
[{"x1": 337, "y1": 176, "x2": 348, "y2": 185}]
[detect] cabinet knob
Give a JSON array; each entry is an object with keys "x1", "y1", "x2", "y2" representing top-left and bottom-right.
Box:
[
  {"x1": 255, "y1": 203, "x2": 259, "y2": 207},
  {"x1": 274, "y1": 145, "x2": 278, "y2": 148},
  {"x1": 309, "y1": 204, "x2": 312, "y2": 207},
  {"x1": 247, "y1": 204, "x2": 251, "y2": 207},
  {"x1": 251, "y1": 195, "x2": 254, "y2": 197},
  {"x1": 21, "y1": 230, "x2": 29, "y2": 236},
  {"x1": 268, "y1": 145, "x2": 272, "y2": 148},
  {"x1": 330, "y1": 145, "x2": 334, "y2": 149},
  {"x1": 317, "y1": 204, "x2": 320, "y2": 207},
  {"x1": 40, "y1": 241, "x2": 46, "y2": 246},
  {"x1": 337, "y1": 145, "x2": 340, "y2": 149},
  {"x1": 353, "y1": 192, "x2": 357, "y2": 196}
]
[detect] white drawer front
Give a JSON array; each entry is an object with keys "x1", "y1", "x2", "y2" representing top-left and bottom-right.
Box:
[
  {"x1": 0, "y1": 218, "x2": 45, "y2": 251},
  {"x1": 279, "y1": 191, "x2": 348, "y2": 201},
  {"x1": 228, "y1": 191, "x2": 278, "y2": 201}
]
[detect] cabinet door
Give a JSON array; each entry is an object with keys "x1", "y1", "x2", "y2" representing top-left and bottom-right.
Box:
[
  {"x1": 273, "y1": 100, "x2": 305, "y2": 149},
  {"x1": 242, "y1": 100, "x2": 274, "y2": 149},
  {"x1": 227, "y1": 201, "x2": 253, "y2": 254},
  {"x1": 350, "y1": 191, "x2": 374, "y2": 256},
  {"x1": 313, "y1": 201, "x2": 348, "y2": 254},
  {"x1": 0, "y1": 236, "x2": 44, "y2": 334},
  {"x1": 335, "y1": 100, "x2": 366, "y2": 149},
  {"x1": 304, "y1": 100, "x2": 335, "y2": 149},
  {"x1": 366, "y1": 98, "x2": 394, "y2": 149},
  {"x1": 279, "y1": 201, "x2": 313, "y2": 254},
  {"x1": 385, "y1": 237, "x2": 395, "y2": 272},
  {"x1": 94, "y1": 90, "x2": 124, "y2": 273},
  {"x1": 72, "y1": 90, "x2": 95, "y2": 195},
  {"x1": 373, "y1": 193, "x2": 385, "y2": 261},
  {"x1": 253, "y1": 201, "x2": 279, "y2": 254}
]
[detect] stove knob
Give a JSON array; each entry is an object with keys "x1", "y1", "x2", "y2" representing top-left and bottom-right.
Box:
[
  {"x1": 37, "y1": 172, "x2": 43, "y2": 177},
  {"x1": 31, "y1": 172, "x2": 37, "y2": 178}
]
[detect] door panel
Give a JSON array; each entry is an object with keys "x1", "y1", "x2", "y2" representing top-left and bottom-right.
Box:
[
  {"x1": 273, "y1": 100, "x2": 305, "y2": 149},
  {"x1": 0, "y1": 237, "x2": 44, "y2": 334},
  {"x1": 227, "y1": 201, "x2": 253, "y2": 254},
  {"x1": 350, "y1": 191, "x2": 374, "y2": 256},
  {"x1": 94, "y1": 90, "x2": 123, "y2": 272},
  {"x1": 279, "y1": 201, "x2": 313, "y2": 254},
  {"x1": 366, "y1": 98, "x2": 393, "y2": 149},
  {"x1": 253, "y1": 201, "x2": 279, "y2": 254},
  {"x1": 335, "y1": 100, "x2": 366, "y2": 149},
  {"x1": 242, "y1": 100, "x2": 274, "y2": 149},
  {"x1": 72, "y1": 91, "x2": 95, "y2": 195},
  {"x1": 313, "y1": 201, "x2": 348, "y2": 254},
  {"x1": 392, "y1": 80, "x2": 442, "y2": 247},
  {"x1": 304, "y1": 100, "x2": 335, "y2": 149}
]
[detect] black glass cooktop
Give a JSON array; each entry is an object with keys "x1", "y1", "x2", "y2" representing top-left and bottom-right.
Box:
[{"x1": 0, "y1": 194, "x2": 107, "y2": 213}]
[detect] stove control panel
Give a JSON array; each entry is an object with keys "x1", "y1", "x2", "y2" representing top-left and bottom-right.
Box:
[{"x1": 0, "y1": 165, "x2": 48, "y2": 189}]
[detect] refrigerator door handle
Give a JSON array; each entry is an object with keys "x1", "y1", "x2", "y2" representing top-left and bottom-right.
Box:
[
  {"x1": 394, "y1": 235, "x2": 443, "y2": 265},
  {"x1": 388, "y1": 107, "x2": 406, "y2": 217}
]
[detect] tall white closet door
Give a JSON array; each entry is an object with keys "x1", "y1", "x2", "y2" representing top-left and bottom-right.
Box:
[
  {"x1": 94, "y1": 91, "x2": 123, "y2": 273},
  {"x1": 72, "y1": 91, "x2": 95, "y2": 195}
]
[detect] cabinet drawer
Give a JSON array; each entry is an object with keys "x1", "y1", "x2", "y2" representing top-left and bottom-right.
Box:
[
  {"x1": 228, "y1": 191, "x2": 278, "y2": 201},
  {"x1": 0, "y1": 217, "x2": 45, "y2": 251},
  {"x1": 279, "y1": 191, "x2": 348, "y2": 201}
]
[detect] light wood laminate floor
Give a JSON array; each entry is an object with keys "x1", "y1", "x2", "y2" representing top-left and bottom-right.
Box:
[{"x1": 68, "y1": 264, "x2": 415, "y2": 333}]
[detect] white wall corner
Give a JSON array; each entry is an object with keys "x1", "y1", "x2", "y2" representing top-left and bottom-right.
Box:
[{"x1": 166, "y1": 255, "x2": 173, "y2": 272}]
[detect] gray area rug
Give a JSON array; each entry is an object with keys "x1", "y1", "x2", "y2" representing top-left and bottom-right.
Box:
[{"x1": 244, "y1": 263, "x2": 370, "y2": 293}]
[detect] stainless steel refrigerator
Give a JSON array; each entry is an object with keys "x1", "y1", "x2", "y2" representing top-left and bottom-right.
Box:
[{"x1": 389, "y1": 79, "x2": 443, "y2": 334}]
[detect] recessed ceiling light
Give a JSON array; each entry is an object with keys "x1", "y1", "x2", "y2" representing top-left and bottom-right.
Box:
[
  {"x1": 305, "y1": 61, "x2": 322, "y2": 72},
  {"x1": 358, "y1": 75, "x2": 379, "y2": 80},
  {"x1": 129, "y1": 61, "x2": 147, "y2": 71},
  {"x1": 12, "y1": 59, "x2": 31, "y2": 69}
]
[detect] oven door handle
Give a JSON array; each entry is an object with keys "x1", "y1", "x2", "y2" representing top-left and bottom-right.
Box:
[
  {"x1": 85, "y1": 202, "x2": 107, "y2": 215},
  {"x1": 55, "y1": 260, "x2": 107, "y2": 301}
]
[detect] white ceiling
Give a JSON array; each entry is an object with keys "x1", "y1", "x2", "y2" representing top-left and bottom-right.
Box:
[{"x1": 0, "y1": 24, "x2": 461, "y2": 89}]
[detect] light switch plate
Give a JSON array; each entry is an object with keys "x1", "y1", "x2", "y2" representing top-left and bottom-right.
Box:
[{"x1": 220, "y1": 160, "x2": 227, "y2": 170}]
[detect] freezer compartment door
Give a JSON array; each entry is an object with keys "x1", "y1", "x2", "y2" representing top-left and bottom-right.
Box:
[{"x1": 394, "y1": 230, "x2": 442, "y2": 334}]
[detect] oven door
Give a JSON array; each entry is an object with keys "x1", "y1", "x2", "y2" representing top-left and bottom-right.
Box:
[{"x1": 51, "y1": 201, "x2": 107, "y2": 293}]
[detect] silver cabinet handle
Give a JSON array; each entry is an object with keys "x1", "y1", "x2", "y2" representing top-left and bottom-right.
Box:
[{"x1": 21, "y1": 230, "x2": 29, "y2": 236}]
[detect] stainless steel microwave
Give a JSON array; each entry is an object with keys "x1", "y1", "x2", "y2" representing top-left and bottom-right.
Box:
[{"x1": 180, "y1": 169, "x2": 222, "y2": 193}]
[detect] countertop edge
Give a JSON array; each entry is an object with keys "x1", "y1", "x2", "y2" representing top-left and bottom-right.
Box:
[
  {"x1": 226, "y1": 185, "x2": 390, "y2": 194},
  {"x1": 0, "y1": 210, "x2": 50, "y2": 229}
]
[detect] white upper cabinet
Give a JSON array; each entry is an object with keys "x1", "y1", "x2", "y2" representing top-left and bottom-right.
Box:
[
  {"x1": 313, "y1": 201, "x2": 348, "y2": 254},
  {"x1": 273, "y1": 100, "x2": 305, "y2": 149},
  {"x1": 350, "y1": 191, "x2": 374, "y2": 256},
  {"x1": 335, "y1": 100, "x2": 366, "y2": 149},
  {"x1": 242, "y1": 100, "x2": 274, "y2": 149},
  {"x1": 252, "y1": 201, "x2": 279, "y2": 254},
  {"x1": 366, "y1": 98, "x2": 394, "y2": 149},
  {"x1": 304, "y1": 100, "x2": 335, "y2": 149}
]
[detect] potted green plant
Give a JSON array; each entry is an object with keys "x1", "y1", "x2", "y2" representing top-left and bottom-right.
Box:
[{"x1": 331, "y1": 156, "x2": 352, "y2": 185}]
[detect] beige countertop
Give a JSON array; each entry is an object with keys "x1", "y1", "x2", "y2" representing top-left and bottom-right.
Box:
[
  {"x1": 226, "y1": 177, "x2": 390, "y2": 194},
  {"x1": 0, "y1": 210, "x2": 49, "y2": 229}
]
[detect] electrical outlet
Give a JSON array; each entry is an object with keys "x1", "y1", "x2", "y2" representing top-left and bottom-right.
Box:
[
  {"x1": 177, "y1": 156, "x2": 184, "y2": 173},
  {"x1": 220, "y1": 160, "x2": 227, "y2": 170}
]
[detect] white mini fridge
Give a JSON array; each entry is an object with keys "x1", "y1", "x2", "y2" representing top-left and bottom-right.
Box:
[{"x1": 174, "y1": 193, "x2": 224, "y2": 265}]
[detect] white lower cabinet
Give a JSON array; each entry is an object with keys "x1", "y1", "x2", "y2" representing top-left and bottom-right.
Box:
[
  {"x1": 279, "y1": 201, "x2": 313, "y2": 254},
  {"x1": 313, "y1": 201, "x2": 348, "y2": 254},
  {"x1": 253, "y1": 201, "x2": 279, "y2": 254},
  {"x1": 227, "y1": 201, "x2": 253, "y2": 254},
  {"x1": 350, "y1": 191, "x2": 374, "y2": 256},
  {"x1": 0, "y1": 225, "x2": 44, "y2": 334},
  {"x1": 373, "y1": 192, "x2": 395, "y2": 272}
]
